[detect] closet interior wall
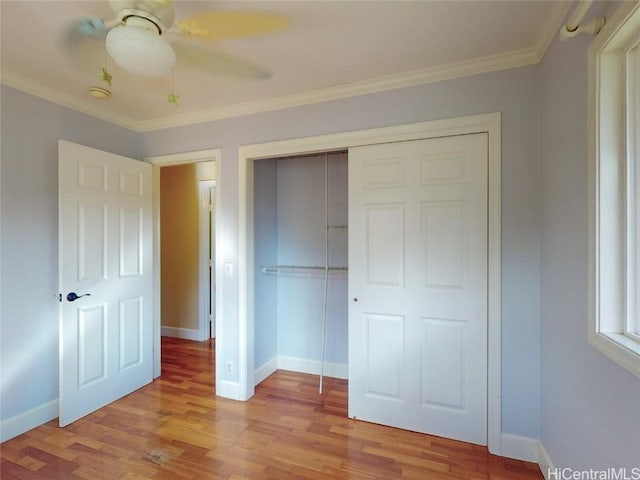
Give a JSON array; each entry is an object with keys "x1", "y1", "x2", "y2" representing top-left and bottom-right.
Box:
[{"x1": 254, "y1": 152, "x2": 348, "y2": 382}]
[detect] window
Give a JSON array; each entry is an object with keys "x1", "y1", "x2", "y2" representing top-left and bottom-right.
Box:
[{"x1": 589, "y1": 2, "x2": 640, "y2": 377}]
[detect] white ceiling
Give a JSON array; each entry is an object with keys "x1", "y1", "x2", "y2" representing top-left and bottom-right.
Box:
[{"x1": 0, "y1": 1, "x2": 570, "y2": 132}]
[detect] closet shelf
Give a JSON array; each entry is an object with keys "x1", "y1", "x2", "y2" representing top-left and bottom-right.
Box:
[{"x1": 261, "y1": 265, "x2": 348, "y2": 278}]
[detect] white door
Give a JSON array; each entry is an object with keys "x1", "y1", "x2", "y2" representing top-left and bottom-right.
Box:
[
  {"x1": 58, "y1": 140, "x2": 153, "y2": 426},
  {"x1": 199, "y1": 180, "x2": 216, "y2": 339},
  {"x1": 348, "y1": 133, "x2": 488, "y2": 445}
]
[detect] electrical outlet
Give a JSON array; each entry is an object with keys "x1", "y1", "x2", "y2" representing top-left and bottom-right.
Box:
[{"x1": 224, "y1": 361, "x2": 233, "y2": 375}]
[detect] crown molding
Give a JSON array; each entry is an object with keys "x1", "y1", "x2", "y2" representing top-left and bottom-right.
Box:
[
  {"x1": 533, "y1": 1, "x2": 573, "y2": 60},
  {"x1": 0, "y1": 71, "x2": 139, "y2": 131},
  {"x1": 135, "y1": 46, "x2": 541, "y2": 132},
  {"x1": 2, "y1": 1, "x2": 568, "y2": 135}
]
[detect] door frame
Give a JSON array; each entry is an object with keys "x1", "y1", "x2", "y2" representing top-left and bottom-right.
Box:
[
  {"x1": 199, "y1": 180, "x2": 216, "y2": 340},
  {"x1": 238, "y1": 113, "x2": 502, "y2": 454},
  {"x1": 145, "y1": 149, "x2": 222, "y2": 380}
]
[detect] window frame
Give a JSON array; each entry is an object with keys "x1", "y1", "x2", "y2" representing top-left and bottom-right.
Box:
[
  {"x1": 626, "y1": 39, "x2": 640, "y2": 342},
  {"x1": 588, "y1": 1, "x2": 640, "y2": 377}
]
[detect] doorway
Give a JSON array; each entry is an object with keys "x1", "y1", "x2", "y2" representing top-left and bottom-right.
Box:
[
  {"x1": 238, "y1": 114, "x2": 503, "y2": 454},
  {"x1": 146, "y1": 149, "x2": 221, "y2": 380},
  {"x1": 253, "y1": 153, "x2": 348, "y2": 394},
  {"x1": 159, "y1": 163, "x2": 215, "y2": 341}
]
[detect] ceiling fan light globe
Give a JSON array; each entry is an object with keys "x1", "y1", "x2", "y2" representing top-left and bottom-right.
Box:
[{"x1": 105, "y1": 25, "x2": 175, "y2": 78}]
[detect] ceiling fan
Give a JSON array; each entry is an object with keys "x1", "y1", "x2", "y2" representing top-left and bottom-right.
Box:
[{"x1": 63, "y1": 0, "x2": 290, "y2": 82}]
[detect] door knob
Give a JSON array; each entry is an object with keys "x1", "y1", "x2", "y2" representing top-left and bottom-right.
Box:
[{"x1": 66, "y1": 292, "x2": 91, "y2": 302}]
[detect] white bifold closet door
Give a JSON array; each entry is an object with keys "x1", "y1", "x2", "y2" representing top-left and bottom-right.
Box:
[{"x1": 348, "y1": 133, "x2": 488, "y2": 445}]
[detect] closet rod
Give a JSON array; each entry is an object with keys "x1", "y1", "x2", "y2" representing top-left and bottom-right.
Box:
[{"x1": 260, "y1": 265, "x2": 347, "y2": 276}]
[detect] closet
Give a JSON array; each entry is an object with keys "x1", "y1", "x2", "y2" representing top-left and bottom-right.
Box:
[{"x1": 253, "y1": 151, "x2": 348, "y2": 394}]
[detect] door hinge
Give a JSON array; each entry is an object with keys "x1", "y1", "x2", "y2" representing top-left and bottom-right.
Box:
[{"x1": 208, "y1": 258, "x2": 213, "y2": 267}]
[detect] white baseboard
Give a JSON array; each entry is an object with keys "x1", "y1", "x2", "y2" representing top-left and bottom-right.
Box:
[
  {"x1": 277, "y1": 356, "x2": 348, "y2": 379},
  {"x1": 1, "y1": 399, "x2": 58, "y2": 443},
  {"x1": 216, "y1": 380, "x2": 240, "y2": 400},
  {"x1": 500, "y1": 433, "x2": 540, "y2": 462},
  {"x1": 499, "y1": 435, "x2": 555, "y2": 479},
  {"x1": 254, "y1": 358, "x2": 279, "y2": 385},
  {"x1": 161, "y1": 326, "x2": 203, "y2": 341},
  {"x1": 538, "y1": 442, "x2": 555, "y2": 480},
  {"x1": 254, "y1": 356, "x2": 348, "y2": 383}
]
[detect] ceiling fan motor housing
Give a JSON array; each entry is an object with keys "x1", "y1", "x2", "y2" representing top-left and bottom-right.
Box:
[
  {"x1": 109, "y1": 0, "x2": 175, "y2": 32},
  {"x1": 123, "y1": 15, "x2": 163, "y2": 34},
  {"x1": 106, "y1": 9, "x2": 176, "y2": 78}
]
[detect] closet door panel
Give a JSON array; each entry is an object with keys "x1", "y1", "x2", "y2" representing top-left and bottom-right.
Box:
[{"x1": 349, "y1": 134, "x2": 488, "y2": 446}]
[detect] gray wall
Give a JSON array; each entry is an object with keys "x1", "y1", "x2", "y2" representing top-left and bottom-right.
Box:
[
  {"x1": 0, "y1": 85, "x2": 139, "y2": 421},
  {"x1": 276, "y1": 153, "x2": 348, "y2": 365},
  {"x1": 253, "y1": 153, "x2": 348, "y2": 371},
  {"x1": 253, "y1": 158, "x2": 278, "y2": 368},
  {"x1": 539, "y1": 2, "x2": 640, "y2": 469},
  {"x1": 140, "y1": 64, "x2": 542, "y2": 439}
]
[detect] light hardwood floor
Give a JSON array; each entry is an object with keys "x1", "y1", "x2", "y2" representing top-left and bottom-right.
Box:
[{"x1": 1, "y1": 337, "x2": 543, "y2": 479}]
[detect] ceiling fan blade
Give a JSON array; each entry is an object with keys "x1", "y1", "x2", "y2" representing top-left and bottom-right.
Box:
[
  {"x1": 59, "y1": 18, "x2": 111, "y2": 72},
  {"x1": 63, "y1": 18, "x2": 108, "y2": 47},
  {"x1": 175, "y1": 11, "x2": 290, "y2": 41},
  {"x1": 173, "y1": 43, "x2": 271, "y2": 80}
]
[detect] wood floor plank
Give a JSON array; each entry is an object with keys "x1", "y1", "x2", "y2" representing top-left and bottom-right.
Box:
[{"x1": 1, "y1": 337, "x2": 543, "y2": 479}]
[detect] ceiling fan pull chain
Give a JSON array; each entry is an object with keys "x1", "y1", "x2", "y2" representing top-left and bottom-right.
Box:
[
  {"x1": 101, "y1": 68, "x2": 113, "y2": 86},
  {"x1": 101, "y1": 44, "x2": 112, "y2": 86},
  {"x1": 167, "y1": 68, "x2": 179, "y2": 106}
]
